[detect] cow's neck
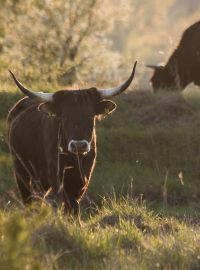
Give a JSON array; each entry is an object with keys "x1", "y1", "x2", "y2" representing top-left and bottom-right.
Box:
[{"x1": 166, "y1": 60, "x2": 191, "y2": 90}]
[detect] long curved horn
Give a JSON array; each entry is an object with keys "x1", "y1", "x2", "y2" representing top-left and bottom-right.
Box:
[
  {"x1": 9, "y1": 70, "x2": 53, "y2": 101},
  {"x1": 98, "y1": 61, "x2": 137, "y2": 98}
]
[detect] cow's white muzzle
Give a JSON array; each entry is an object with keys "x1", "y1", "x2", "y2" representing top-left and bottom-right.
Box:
[{"x1": 68, "y1": 140, "x2": 91, "y2": 155}]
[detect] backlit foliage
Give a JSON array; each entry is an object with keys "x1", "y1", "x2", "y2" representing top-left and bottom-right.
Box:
[
  {"x1": 0, "y1": 0, "x2": 129, "y2": 85},
  {"x1": 0, "y1": 1, "x2": 200, "y2": 87}
]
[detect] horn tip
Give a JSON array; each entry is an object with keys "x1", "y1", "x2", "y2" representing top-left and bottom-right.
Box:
[
  {"x1": 133, "y1": 61, "x2": 138, "y2": 70},
  {"x1": 132, "y1": 61, "x2": 137, "y2": 73},
  {"x1": 9, "y1": 70, "x2": 17, "y2": 83},
  {"x1": 9, "y1": 70, "x2": 15, "y2": 79}
]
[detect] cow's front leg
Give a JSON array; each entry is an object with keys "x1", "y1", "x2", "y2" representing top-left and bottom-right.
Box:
[
  {"x1": 59, "y1": 153, "x2": 91, "y2": 225},
  {"x1": 13, "y1": 157, "x2": 33, "y2": 205},
  {"x1": 63, "y1": 194, "x2": 82, "y2": 225}
]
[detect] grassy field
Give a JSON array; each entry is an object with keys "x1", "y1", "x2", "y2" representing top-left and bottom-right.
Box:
[
  {"x1": 1, "y1": 198, "x2": 200, "y2": 270},
  {"x1": 1, "y1": 88, "x2": 200, "y2": 269}
]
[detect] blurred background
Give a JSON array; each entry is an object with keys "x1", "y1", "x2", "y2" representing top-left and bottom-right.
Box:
[{"x1": 0, "y1": 0, "x2": 199, "y2": 90}]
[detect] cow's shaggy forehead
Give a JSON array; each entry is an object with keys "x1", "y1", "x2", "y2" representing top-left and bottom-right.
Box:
[{"x1": 53, "y1": 88, "x2": 101, "y2": 104}]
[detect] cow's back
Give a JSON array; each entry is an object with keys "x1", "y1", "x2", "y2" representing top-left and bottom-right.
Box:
[
  {"x1": 180, "y1": 21, "x2": 200, "y2": 83},
  {"x1": 177, "y1": 21, "x2": 200, "y2": 59},
  {"x1": 8, "y1": 97, "x2": 36, "y2": 123},
  {"x1": 181, "y1": 21, "x2": 200, "y2": 44}
]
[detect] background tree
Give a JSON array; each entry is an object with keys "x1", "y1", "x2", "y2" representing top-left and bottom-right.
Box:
[
  {"x1": 0, "y1": 0, "x2": 199, "y2": 89},
  {"x1": 0, "y1": 0, "x2": 130, "y2": 86}
]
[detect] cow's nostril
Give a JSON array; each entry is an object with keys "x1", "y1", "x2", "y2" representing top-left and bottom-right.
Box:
[
  {"x1": 70, "y1": 142, "x2": 77, "y2": 151},
  {"x1": 81, "y1": 141, "x2": 88, "y2": 149}
]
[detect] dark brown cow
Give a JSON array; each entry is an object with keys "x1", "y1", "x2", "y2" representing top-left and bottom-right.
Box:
[
  {"x1": 8, "y1": 61, "x2": 137, "y2": 219},
  {"x1": 147, "y1": 21, "x2": 200, "y2": 91}
]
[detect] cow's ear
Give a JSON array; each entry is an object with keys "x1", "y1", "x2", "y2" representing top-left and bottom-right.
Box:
[
  {"x1": 95, "y1": 100, "x2": 117, "y2": 116},
  {"x1": 38, "y1": 102, "x2": 57, "y2": 117}
]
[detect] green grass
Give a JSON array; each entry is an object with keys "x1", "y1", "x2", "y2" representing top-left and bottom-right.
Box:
[
  {"x1": 89, "y1": 91, "x2": 200, "y2": 206},
  {"x1": 0, "y1": 198, "x2": 200, "y2": 270},
  {"x1": 1, "y1": 88, "x2": 200, "y2": 269}
]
